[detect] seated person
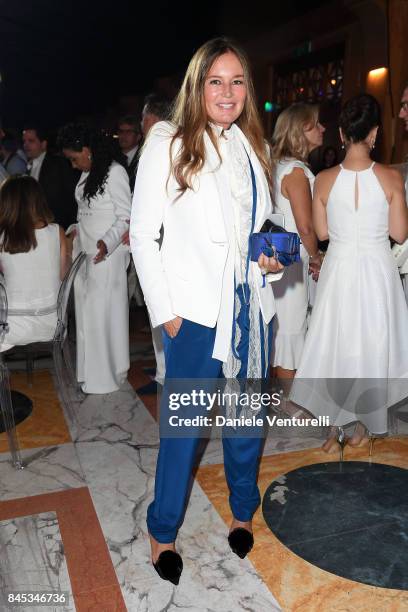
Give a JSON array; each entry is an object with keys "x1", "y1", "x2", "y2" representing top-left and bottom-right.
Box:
[{"x1": 0, "y1": 176, "x2": 70, "y2": 352}]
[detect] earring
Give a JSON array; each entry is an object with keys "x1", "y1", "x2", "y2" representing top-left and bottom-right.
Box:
[
  {"x1": 341, "y1": 142, "x2": 345, "y2": 150},
  {"x1": 371, "y1": 141, "x2": 376, "y2": 150},
  {"x1": 88, "y1": 154, "x2": 91, "y2": 160}
]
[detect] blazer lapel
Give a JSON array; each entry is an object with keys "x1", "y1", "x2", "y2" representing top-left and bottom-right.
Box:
[{"x1": 38, "y1": 153, "x2": 49, "y2": 186}]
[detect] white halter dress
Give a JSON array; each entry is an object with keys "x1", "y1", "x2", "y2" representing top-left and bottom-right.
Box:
[{"x1": 290, "y1": 162, "x2": 408, "y2": 434}]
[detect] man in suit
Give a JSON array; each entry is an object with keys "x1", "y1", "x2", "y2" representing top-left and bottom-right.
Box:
[
  {"x1": 141, "y1": 93, "x2": 172, "y2": 138},
  {"x1": 128, "y1": 94, "x2": 172, "y2": 395},
  {"x1": 117, "y1": 116, "x2": 144, "y2": 308},
  {"x1": 1, "y1": 135, "x2": 27, "y2": 175},
  {"x1": 23, "y1": 127, "x2": 78, "y2": 229},
  {"x1": 117, "y1": 115, "x2": 142, "y2": 193}
]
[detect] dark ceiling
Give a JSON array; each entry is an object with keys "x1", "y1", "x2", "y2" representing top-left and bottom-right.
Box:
[{"x1": 0, "y1": 0, "x2": 329, "y2": 127}]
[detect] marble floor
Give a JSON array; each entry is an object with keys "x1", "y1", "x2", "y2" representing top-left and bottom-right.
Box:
[{"x1": 1, "y1": 308, "x2": 408, "y2": 611}]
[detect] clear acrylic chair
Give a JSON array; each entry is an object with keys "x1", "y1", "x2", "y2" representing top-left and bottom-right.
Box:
[
  {"x1": 0, "y1": 277, "x2": 23, "y2": 468},
  {"x1": 52, "y1": 251, "x2": 87, "y2": 416},
  {"x1": 0, "y1": 252, "x2": 86, "y2": 468}
]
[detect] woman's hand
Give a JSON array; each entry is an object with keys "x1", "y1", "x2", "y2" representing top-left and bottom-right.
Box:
[
  {"x1": 94, "y1": 240, "x2": 108, "y2": 264},
  {"x1": 122, "y1": 219, "x2": 131, "y2": 245},
  {"x1": 257, "y1": 253, "x2": 284, "y2": 274},
  {"x1": 308, "y1": 265, "x2": 320, "y2": 282},
  {"x1": 163, "y1": 316, "x2": 183, "y2": 338},
  {"x1": 308, "y1": 252, "x2": 323, "y2": 281}
]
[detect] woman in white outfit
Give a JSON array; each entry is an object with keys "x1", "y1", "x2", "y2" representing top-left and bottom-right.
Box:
[
  {"x1": 0, "y1": 176, "x2": 69, "y2": 351},
  {"x1": 59, "y1": 125, "x2": 131, "y2": 394},
  {"x1": 131, "y1": 38, "x2": 283, "y2": 585},
  {"x1": 290, "y1": 94, "x2": 408, "y2": 451},
  {"x1": 271, "y1": 103, "x2": 324, "y2": 379}
]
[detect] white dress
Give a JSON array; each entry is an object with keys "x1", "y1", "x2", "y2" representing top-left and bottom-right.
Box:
[
  {"x1": 73, "y1": 162, "x2": 131, "y2": 393},
  {"x1": 290, "y1": 163, "x2": 408, "y2": 434},
  {"x1": 0, "y1": 224, "x2": 60, "y2": 351},
  {"x1": 271, "y1": 158, "x2": 315, "y2": 369}
]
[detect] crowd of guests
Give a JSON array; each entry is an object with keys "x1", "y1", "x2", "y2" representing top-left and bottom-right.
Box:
[
  {"x1": 0, "y1": 93, "x2": 171, "y2": 395},
  {"x1": 1, "y1": 36, "x2": 408, "y2": 585}
]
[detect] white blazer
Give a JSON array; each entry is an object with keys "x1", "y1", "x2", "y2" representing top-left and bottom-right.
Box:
[{"x1": 130, "y1": 121, "x2": 282, "y2": 361}]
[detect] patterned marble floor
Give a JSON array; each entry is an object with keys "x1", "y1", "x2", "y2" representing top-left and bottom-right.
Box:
[
  {"x1": 0, "y1": 377, "x2": 281, "y2": 611},
  {"x1": 0, "y1": 310, "x2": 408, "y2": 611}
]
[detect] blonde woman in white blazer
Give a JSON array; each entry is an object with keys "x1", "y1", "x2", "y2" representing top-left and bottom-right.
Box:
[{"x1": 130, "y1": 38, "x2": 283, "y2": 585}]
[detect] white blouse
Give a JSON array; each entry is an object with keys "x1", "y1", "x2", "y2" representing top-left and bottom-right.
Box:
[
  {"x1": 215, "y1": 125, "x2": 254, "y2": 286},
  {"x1": 211, "y1": 124, "x2": 270, "y2": 380}
]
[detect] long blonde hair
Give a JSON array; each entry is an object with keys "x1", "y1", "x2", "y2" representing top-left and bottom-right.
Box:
[
  {"x1": 271, "y1": 103, "x2": 319, "y2": 162},
  {"x1": 170, "y1": 37, "x2": 272, "y2": 195}
]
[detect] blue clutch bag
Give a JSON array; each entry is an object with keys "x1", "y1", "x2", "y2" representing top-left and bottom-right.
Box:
[{"x1": 250, "y1": 221, "x2": 301, "y2": 267}]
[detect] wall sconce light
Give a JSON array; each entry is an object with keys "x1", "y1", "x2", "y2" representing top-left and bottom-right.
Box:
[
  {"x1": 366, "y1": 67, "x2": 388, "y2": 112},
  {"x1": 368, "y1": 67, "x2": 387, "y2": 79}
]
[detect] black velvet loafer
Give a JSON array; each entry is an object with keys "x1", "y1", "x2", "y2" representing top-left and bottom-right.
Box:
[
  {"x1": 228, "y1": 528, "x2": 254, "y2": 559},
  {"x1": 153, "y1": 550, "x2": 183, "y2": 585}
]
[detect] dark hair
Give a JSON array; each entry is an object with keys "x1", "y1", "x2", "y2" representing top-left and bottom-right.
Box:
[
  {"x1": 0, "y1": 175, "x2": 54, "y2": 254},
  {"x1": 23, "y1": 127, "x2": 48, "y2": 142},
  {"x1": 1, "y1": 136, "x2": 19, "y2": 154},
  {"x1": 57, "y1": 123, "x2": 120, "y2": 202},
  {"x1": 143, "y1": 93, "x2": 172, "y2": 121},
  {"x1": 339, "y1": 94, "x2": 380, "y2": 143},
  {"x1": 118, "y1": 115, "x2": 141, "y2": 134},
  {"x1": 322, "y1": 145, "x2": 338, "y2": 164}
]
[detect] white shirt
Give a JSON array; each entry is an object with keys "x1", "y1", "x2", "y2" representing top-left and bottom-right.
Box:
[
  {"x1": 125, "y1": 146, "x2": 138, "y2": 167},
  {"x1": 216, "y1": 125, "x2": 254, "y2": 285},
  {"x1": 28, "y1": 151, "x2": 46, "y2": 181}
]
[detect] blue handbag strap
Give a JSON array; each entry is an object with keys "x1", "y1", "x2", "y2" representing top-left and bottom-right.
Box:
[{"x1": 246, "y1": 152, "x2": 257, "y2": 287}]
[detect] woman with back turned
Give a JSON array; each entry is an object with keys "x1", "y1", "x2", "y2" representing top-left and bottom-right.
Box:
[
  {"x1": 0, "y1": 175, "x2": 69, "y2": 351},
  {"x1": 271, "y1": 103, "x2": 325, "y2": 381},
  {"x1": 131, "y1": 37, "x2": 284, "y2": 584},
  {"x1": 290, "y1": 94, "x2": 408, "y2": 453}
]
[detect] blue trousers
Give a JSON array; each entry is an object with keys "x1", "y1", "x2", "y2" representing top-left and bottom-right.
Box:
[{"x1": 147, "y1": 318, "x2": 265, "y2": 543}]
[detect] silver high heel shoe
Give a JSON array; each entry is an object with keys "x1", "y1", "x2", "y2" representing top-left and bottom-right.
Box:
[
  {"x1": 348, "y1": 422, "x2": 379, "y2": 458},
  {"x1": 337, "y1": 427, "x2": 347, "y2": 462},
  {"x1": 368, "y1": 434, "x2": 380, "y2": 458},
  {"x1": 322, "y1": 426, "x2": 347, "y2": 462}
]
